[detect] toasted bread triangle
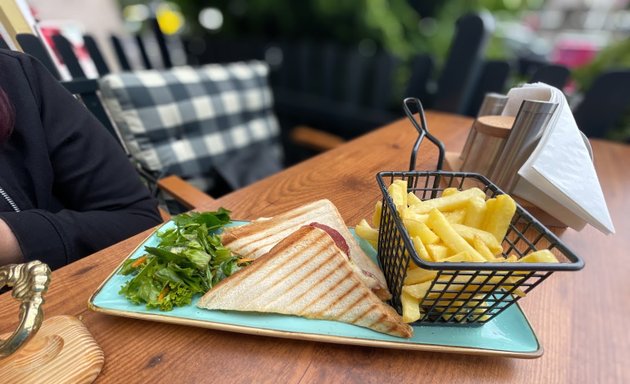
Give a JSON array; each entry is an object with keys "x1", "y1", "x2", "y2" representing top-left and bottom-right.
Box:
[
  {"x1": 221, "y1": 199, "x2": 391, "y2": 300},
  {"x1": 198, "y1": 226, "x2": 412, "y2": 338}
]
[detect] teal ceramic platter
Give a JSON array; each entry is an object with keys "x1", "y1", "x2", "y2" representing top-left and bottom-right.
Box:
[{"x1": 89, "y1": 221, "x2": 542, "y2": 358}]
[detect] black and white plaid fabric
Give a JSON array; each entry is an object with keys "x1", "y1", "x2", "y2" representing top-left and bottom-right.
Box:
[{"x1": 98, "y1": 61, "x2": 283, "y2": 193}]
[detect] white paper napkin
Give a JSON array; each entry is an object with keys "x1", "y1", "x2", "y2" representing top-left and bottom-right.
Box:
[{"x1": 506, "y1": 83, "x2": 615, "y2": 234}]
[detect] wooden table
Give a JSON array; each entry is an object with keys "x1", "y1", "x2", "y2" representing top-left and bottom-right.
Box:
[{"x1": 2, "y1": 112, "x2": 629, "y2": 383}]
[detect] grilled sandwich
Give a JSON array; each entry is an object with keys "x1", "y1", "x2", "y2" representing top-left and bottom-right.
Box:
[
  {"x1": 221, "y1": 199, "x2": 391, "y2": 300},
  {"x1": 198, "y1": 226, "x2": 413, "y2": 338}
]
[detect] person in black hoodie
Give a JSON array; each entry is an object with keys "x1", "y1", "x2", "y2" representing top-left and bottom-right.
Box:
[{"x1": 0, "y1": 50, "x2": 162, "y2": 270}]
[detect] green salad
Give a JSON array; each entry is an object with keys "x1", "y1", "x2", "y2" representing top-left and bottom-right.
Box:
[{"x1": 118, "y1": 208, "x2": 249, "y2": 311}]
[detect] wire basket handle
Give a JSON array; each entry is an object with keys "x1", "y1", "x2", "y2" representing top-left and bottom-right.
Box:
[{"x1": 403, "y1": 97, "x2": 446, "y2": 172}]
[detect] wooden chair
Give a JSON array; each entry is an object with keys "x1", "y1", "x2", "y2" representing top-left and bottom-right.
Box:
[
  {"x1": 403, "y1": 53, "x2": 435, "y2": 103},
  {"x1": 82, "y1": 34, "x2": 111, "y2": 76},
  {"x1": 149, "y1": 17, "x2": 173, "y2": 69},
  {"x1": 530, "y1": 64, "x2": 570, "y2": 89},
  {"x1": 109, "y1": 35, "x2": 132, "y2": 71},
  {"x1": 134, "y1": 34, "x2": 153, "y2": 69},
  {"x1": 431, "y1": 12, "x2": 494, "y2": 115},
  {"x1": 16, "y1": 33, "x2": 62, "y2": 80},
  {"x1": 52, "y1": 34, "x2": 87, "y2": 79},
  {"x1": 464, "y1": 60, "x2": 512, "y2": 116},
  {"x1": 272, "y1": 42, "x2": 400, "y2": 141},
  {"x1": 573, "y1": 70, "x2": 630, "y2": 140},
  {"x1": 60, "y1": 77, "x2": 215, "y2": 217}
]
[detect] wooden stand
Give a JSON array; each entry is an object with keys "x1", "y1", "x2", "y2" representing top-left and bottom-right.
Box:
[{"x1": 0, "y1": 315, "x2": 104, "y2": 384}]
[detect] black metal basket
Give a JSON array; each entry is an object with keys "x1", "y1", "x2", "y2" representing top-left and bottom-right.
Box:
[{"x1": 376, "y1": 98, "x2": 584, "y2": 325}]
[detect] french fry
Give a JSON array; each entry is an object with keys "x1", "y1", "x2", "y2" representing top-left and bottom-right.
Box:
[
  {"x1": 355, "y1": 219, "x2": 378, "y2": 249},
  {"x1": 404, "y1": 267, "x2": 438, "y2": 285},
  {"x1": 426, "y1": 243, "x2": 450, "y2": 261},
  {"x1": 441, "y1": 187, "x2": 459, "y2": 197},
  {"x1": 451, "y1": 223, "x2": 502, "y2": 255},
  {"x1": 464, "y1": 195, "x2": 487, "y2": 228},
  {"x1": 493, "y1": 254, "x2": 518, "y2": 263},
  {"x1": 441, "y1": 251, "x2": 471, "y2": 263},
  {"x1": 444, "y1": 209, "x2": 466, "y2": 224},
  {"x1": 393, "y1": 179, "x2": 408, "y2": 190},
  {"x1": 518, "y1": 249, "x2": 559, "y2": 263},
  {"x1": 407, "y1": 191, "x2": 423, "y2": 206},
  {"x1": 402, "y1": 281, "x2": 432, "y2": 300},
  {"x1": 404, "y1": 218, "x2": 439, "y2": 244},
  {"x1": 372, "y1": 200, "x2": 383, "y2": 228},
  {"x1": 472, "y1": 235, "x2": 495, "y2": 261},
  {"x1": 387, "y1": 183, "x2": 406, "y2": 213},
  {"x1": 400, "y1": 208, "x2": 428, "y2": 223},
  {"x1": 392, "y1": 180, "x2": 408, "y2": 207},
  {"x1": 401, "y1": 291, "x2": 421, "y2": 323},
  {"x1": 410, "y1": 187, "x2": 486, "y2": 214},
  {"x1": 481, "y1": 194, "x2": 516, "y2": 242},
  {"x1": 412, "y1": 236, "x2": 432, "y2": 261},
  {"x1": 368, "y1": 185, "x2": 560, "y2": 324},
  {"x1": 426, "y1": 209, "x2": 485, "y2": 261}
]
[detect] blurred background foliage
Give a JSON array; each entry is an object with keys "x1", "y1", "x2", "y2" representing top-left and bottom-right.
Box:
[
  {"x1": 122, "y1": 0, "x2": 543, "y2": 63},
  {"x1": 118, "y1": 0, "x2": 629, "y2": 141}
]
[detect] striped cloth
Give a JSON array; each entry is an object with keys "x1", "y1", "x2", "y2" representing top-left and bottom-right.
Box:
[{"x1": 99, "y1": 61, "x2": 283, "y2": 193}]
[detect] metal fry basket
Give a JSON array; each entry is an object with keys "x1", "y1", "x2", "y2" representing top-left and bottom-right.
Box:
[{"x1": 376, "y1": 98, "x2": 584, "y2": 325}]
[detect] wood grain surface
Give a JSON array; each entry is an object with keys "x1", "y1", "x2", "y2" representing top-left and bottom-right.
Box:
[
  {"x1": 1, "y1": 111, "x2": 628, "y2": 383},
  {"x1": 0, "y1": 315, "x2": 104, "y2": 384}
]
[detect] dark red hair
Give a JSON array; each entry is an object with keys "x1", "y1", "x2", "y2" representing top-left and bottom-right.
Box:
[{"x1": 0, "y1": 86, "x2": 14, "y2": 142}]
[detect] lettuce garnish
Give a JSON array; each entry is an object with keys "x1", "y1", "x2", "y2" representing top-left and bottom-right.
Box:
[{"x1": 118, "y1": 208, "x2": 245, "y2": 311}]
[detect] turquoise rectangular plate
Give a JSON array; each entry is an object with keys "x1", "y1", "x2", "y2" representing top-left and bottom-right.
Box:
[{"x1": 89, "y1": 221, "x2": 542, "y2": 358}]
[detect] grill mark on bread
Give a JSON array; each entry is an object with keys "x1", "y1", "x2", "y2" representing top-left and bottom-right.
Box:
[
  {"x1": 340, "y1": 290, "x2": 371, "y2": 321},
  {"x1": 367, "y1": 312, "x2": 389, "y2": 331},
  {"x1": 297, "y1": 267, "x2": 352, "y2": 316},
  {"x1": 314, "y1": 277, "x2": 361, "y2": 319},
  {"x1": 351, "y1": 303, "x2": 378, "y2": 325},
  {"x1": 264, "y1": 249, "x2": 338, "y2": 310},
  {"x1": 245, "y1": 233, "x2": 332, "y2": 308},
  {"x1": 290, "y1": 258, "x2": 345, "y2": 313}
]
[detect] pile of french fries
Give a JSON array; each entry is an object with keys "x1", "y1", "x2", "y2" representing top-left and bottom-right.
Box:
[{"x1": 355, "y1": 180, "x2": 559, "y2": 323}]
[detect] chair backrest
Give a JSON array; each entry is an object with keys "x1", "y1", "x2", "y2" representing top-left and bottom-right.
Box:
[
  {"x1": 110, "y1": 35, "x2": 132, "y2": 71},
  {"x1": 16, "y1": 33, "x2": 62, "y2": 80},
  {"x1": 465, "y1": 59, "x2": 512, "y2": 116},
  {"x1": 149, "y1": 17, "x2": 173, "y2": 69},
  {"x1": 52, "y1": 34, "x2": 86, "y2": 79},
  {"x1": 573, "y1": 70, "x2": 630, "y2": 139},
  {"x1": 404, "y1": 53, "x2": 435, "y2": 103},
  {"x1": 83, "y1": 34, "x2": 111, "y2": 76},
  {"x1": 97, "y1": 62, "x2": 284, "y2": 195},
  {"x1": 432, "y1": 12, "x2": 495, "y2": 114},
  {"x1": 530, "y1": 64, "x2": 570, "y2": 89},
  {"x1": 60, "y1": 78, "x2": 119, "y2": 141},
  {"x1": 134, "y1": 34, "x2": 153, "y2": 70}
]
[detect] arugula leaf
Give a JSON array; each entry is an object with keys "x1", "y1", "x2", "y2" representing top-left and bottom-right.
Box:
[{"x1": 118, "y1": 208, "x2": 242, "y2": 311}]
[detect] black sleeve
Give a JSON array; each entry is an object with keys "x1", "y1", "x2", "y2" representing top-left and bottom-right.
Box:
[{"x1": 0, "y1": 55, "x2": 162, "y2": 269}]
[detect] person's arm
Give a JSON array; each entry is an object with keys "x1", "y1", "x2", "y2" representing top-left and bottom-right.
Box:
[
  {"x1": 0, "y1": 218, "x2": 22, "y2": 265},
  {"x1": 0, "y1": 54, "x2": 162, "y2": 269}
]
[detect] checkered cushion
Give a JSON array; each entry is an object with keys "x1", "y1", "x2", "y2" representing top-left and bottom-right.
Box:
[{"x1": 98, "y1": 61, "x2": 283, "y2": 193}]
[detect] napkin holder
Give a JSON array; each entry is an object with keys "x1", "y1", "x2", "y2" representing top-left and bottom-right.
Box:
[
  {"x1": 0, "y1": 261, "x2": 104, "y2": 384},
  {"x1": 445, "y1": 102, "x2": 567, "y2": 228}
]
